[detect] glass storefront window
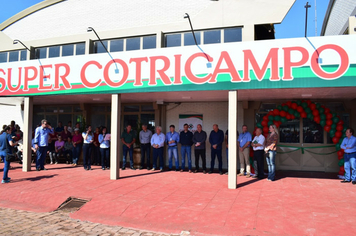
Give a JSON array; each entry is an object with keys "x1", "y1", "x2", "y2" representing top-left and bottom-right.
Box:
[
  {"x1": 303, "y1": 118, "x2": 323, "y2": 143},
  {"x1": 126, "y1": 37, "x2": 140, "y2": 51},
  {"x1": 49, "y1": 46, "x2": 60, "y2": 58},
  {"x1": 124, "y1": 105, "x2": 139, "y2": 112},
  {"x1": 204, "y1": 30, "x2": 221, "y2": 44},
  {"x1": 62, "y1": 44, "x2": 74, "y2": 57},
  {"x1": 184, "y1": 32, "x2": 200, "y2": 46},
  {"x1": 76, "y1": 43, "x2": 85, "y2": 55},
  {"x1": 9, "y1": 51, "x2": 19, "y2": 62},
  {"x1": 141, "y1": 105, "x2": 155, "y2": 112},
  {"x1": 142, "y1": 35, "x2": 156, "y2": 49},
  {"x1": 165, "y1": 34, "x2": 181, "y2": 47},
  {"x1": 110, "y1": 39, "x2": 124, "y2": 52},
  {"x1": 92, "y1": 106, "x2": 105, "y2": 112},
  {"x1": 45, "y1": 106, "x2": 58, "y2": 113},
  {"x1": 20, "y1": 50, "x2": 27, "y2": 61},
  {"x1": 224, "y1": 27, "x2": 242, "y2": 43},
  {"x1": 58, "y1": 106, "x2": 72, "y2": 113},
  {"x1": 0, "y1": 52, "x2": 7, "y2": 63},
  {"x1": 279, "y1": 119, "x2": 300, "y2": 143}
]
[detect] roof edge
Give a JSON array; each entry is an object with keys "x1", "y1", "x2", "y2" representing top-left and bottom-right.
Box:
[
  {"x1": 0, "y1": 0, "x2": 65, "y2": 31},
  {"x1": 320, "y1": 0, "x2": 336, "y2": 36}
]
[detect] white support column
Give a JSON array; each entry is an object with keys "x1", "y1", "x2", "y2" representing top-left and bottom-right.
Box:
[
  {"x1": 228, "y1": 91, "x2": 238, "y2": 189},
  {"x1": 23, "y1": 97, "x2": 33, "y2": 172},
  {"x1": 110, "y1": 94, "x2": 122, "y2": 180}
]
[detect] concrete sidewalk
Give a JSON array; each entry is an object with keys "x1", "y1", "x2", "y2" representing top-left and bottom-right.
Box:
[{"x1": 1, "y1": 162, "x2": 356, "y2": 235}]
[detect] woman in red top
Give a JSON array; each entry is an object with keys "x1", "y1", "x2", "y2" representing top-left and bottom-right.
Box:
[
  {"x1": 71, "y1": 128, "x2": 82, "y2": 166},
  {"x1": 264, "y1": 125, "x2": 279, "y2": 181}
]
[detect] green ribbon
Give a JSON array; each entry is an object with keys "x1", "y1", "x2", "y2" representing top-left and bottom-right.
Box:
[{"x1": 277, "y1": 144, "x2": 336, "y2": 155}]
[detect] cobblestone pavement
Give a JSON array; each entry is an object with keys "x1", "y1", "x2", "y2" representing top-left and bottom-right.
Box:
[{"x1": 0, "y1": 208, "x2": 186, "y2": 236}]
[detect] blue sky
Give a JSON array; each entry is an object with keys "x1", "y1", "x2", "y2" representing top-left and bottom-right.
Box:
[{"x1": 0, "y1": 0, "x2": 329, "y2": 38}]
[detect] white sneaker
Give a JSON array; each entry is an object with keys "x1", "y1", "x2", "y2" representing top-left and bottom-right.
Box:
[
  {"x1": 55, "y1": 162, "x2": 58, "y2": 165},
  {"x1": 50, "y1": 162, "x2": 53, "y2": 165}
]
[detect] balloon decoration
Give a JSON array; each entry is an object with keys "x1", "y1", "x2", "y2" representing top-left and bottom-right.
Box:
[{"x1": 255, "y1": 100, "x2": 348, "y2": 175}]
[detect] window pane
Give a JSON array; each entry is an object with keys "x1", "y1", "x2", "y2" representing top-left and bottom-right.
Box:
[
  {"x1": 33, "y1": 106, "x2": 45, "y2": 113},
  {"x1": 0, "y1": 52, "x2": 7, "y2": 63},
  {"x1": 143, "y1": 35, "x2": 156, "y2": 49},
  {"x1": 280, "y1": 119, "x2": 300, "y2": 143},
  {"x1": 92, "y1": 106, "x2": 106, "y2": 112},
  {"x1": 58, "y1": 106, "x2": 72, "y2": 113},
  {"x1": 20, "y1": 50, "x2": 27, "y2": 61},
  {"x1": 224, "y1": 27, "x2": 242, "y2": 43},
  {"x1": 184, "y1": 32, "x2": 200, "y2": 46},
  {"x1": 123, "y1": 115, "x2": 139, "y2": 132},
  {"x1": 126, "y1": 37, "x2": 140, "y2": 51},
  {"x1": 165, "y1": 34, "x2": 181, "y2": 47},
  {"x1": 62, "y1": 44, "x2": 74, "y2": 57},
  {"x1": 141, "y1": 105, "x2": 155, "y2": 112},
  {"x1": 36, "y1": 48, "x2": 47, "y2": 59},
  {"x1": 110, "y1": 39, "x2": 123, "y2": 52},
  {"x1": 94, "y1": 41, "x2": 108, "y2": 53},
  {"x1": 9, "y1": 51, "x2": 19, "y2": 62},
  {"x1": 91, "y1": 114, "x2": 106, "y2": 130},
  {"x1": 204, "y1": 30, "x2": 221, "y2": 44},
  {"x1": 124, "y1": 105, "x2": 139, "y2": 112},
  {"x1": 48, "y1": 46, "x2": 60, "y2": 58},
  {"x1": 303, "y1": 118, "x2": 323, "y2": 143},
  {"x1": 45, "y1": 106, "x2": 58, "y2": 113},
  {"x1": 76, "y1": 43, "x2": 85, "y2": 55}
]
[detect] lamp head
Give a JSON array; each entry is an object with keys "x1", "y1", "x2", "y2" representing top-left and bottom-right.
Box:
[
  {"x1": 184, "y1": 13, "x2": 189, "y2": 19},
  {"x1": 13, "y1": 39, "x2": 19, "y2": 45},
  {"x1": 87, "y1": 27, "x2": 93, "y2": 32}
]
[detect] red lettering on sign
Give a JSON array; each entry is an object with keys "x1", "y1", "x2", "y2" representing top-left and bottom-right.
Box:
[
  {"x1": 103, "y1": 59, "x2": 129, "y2": 87},
  {"x1": 211, "y1": 51, "x2": 241, "y2": 83},
  {"x1": 173, "y1": 55, "x2": 182, "y2": 85},
  {"x1": 149, "y1": 56, "x2": 171, "y2": 86},
  {"x1": 129, "y1": 57, "x2": 148, "y2": 86},
  {"x1": 7, "y1": 68, "x2": 22, "y2": 92},
  {"x1": 80, "y1": 61, "x2": 102, "y2": 88},
  {"x1": 24, "y1": 66, "x2": 37, "y2": 91},
  {"x1": 0, "y1": 69, "x2": 6, "y2": 93},
  {"x1": 283, "y1": 47, "x2": 309, "y2": 80},
  {"x1": 39, "y1": 65, "x2": 52, "y2": 91},
  {"x1": 243, "y1": 48, "x2": 279, "y2": 82},
  {"x1": 54, "y1": 63, "x2": 71, "y2": 90},
  {"x1": 311, "y1": 44, "x2": 349, "y2": 80},
  {"x1": 185, "y1": 53, "x2": 212, "y2": 84}
]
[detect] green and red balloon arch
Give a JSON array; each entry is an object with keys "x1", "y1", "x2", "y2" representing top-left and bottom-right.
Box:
[{"x1": 251, "y1": 100, "x2": 347, "y2": 176}]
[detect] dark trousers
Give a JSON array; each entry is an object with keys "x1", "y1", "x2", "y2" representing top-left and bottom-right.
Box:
[
  {"x1": 152, "y1": 147, "x2": 164, "y2": 169},
  {"x1": 195, "y1": 149, "x2": 206, "y2": 171},
  {"x1": 123, "y1": 145, "x2": 134, "y2": 168},
  {"x1": 254, "y1": 150, "x2": 265, "y2": 179},
  {"x1": 100, "y1": 148, "x2": 110, "y2": 168},
  {"x1": 93, "y1": 145, "x2": 101, "y2": 164},
  {"x1": 140, "y1": 143, "x2": 151, "y2": 168},
  {"x1": 210, "y1": 148, "x2": 222, "y2": 172},
  {"x1": 63, "y1": 150, "x2": 72, "y2": 163},
  {"x1": 82, "y1": 144, "x2": 93, "y2": 169},
  {"x1": 72, "y1": 144, "x2": 81, "y2": 164},
  {"x1": 36, "y1": 146, "x2": 47, "y2": 170}
]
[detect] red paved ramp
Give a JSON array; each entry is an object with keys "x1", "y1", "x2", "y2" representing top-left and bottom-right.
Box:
[{"x1": 1, "y1": 163, "x2": 356, "y2": 235}]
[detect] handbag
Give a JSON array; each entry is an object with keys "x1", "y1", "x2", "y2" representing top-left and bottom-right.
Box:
[{"x1": 6, "y1": 154, "x2": 16, "y2": 162}]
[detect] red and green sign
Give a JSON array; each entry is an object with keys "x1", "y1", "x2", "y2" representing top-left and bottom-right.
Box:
[{"x1": 0, "y1": 35, "x2": 356, "y2": 96}]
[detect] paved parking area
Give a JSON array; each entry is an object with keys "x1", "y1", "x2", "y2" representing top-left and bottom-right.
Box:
[{"x1": 1, "y1": 162, "x2": 356, "y2": 235}]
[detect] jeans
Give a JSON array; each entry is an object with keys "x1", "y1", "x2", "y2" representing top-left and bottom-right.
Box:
[
  {"x1": 100, "y1": 148, "x2": 110, "y2": 168},
  {"x1": 72, "y1": 144, "x2": 82, "y2": 164},
  {"x1": 0, "y1": 153, "x2": 10, "y2": 180},
  {"x1": 123, "y1": 145, "x2": 133, "y2": 168},
  {"x1": 36, "y1": 146, "x2": 47, "y2": 170},
  {"x1": 181, "y1": 146, "x2": 192, "y2": 170},
  {"x1": 210, "y1": 148, "x2": 222, "y2": 172},
  {"x1": 194, "y1": 149, "x2": 206, "y2": 171},
  {"x1": 254, "y1": 150, "x2": 264, "y2": 179},
  {"x1": 49, "y1": 151, "x2": 60, "y2": 163},
  {"x1": 266, "y1": 150, "x2": 276, "y2": 180},
  {"x1": 344, "y1": 152, "x2": 356, "y2": 181},
  {"x1": 63, "y1": 150, "x2": 72, "y2": 163},
  {"x1": 168, "y1": 146, "x2": 179, "y2": 169},
  {"x1": 140, "y1": 143, "x2": 151, "y2": 168},
  {"x1": 83, "y1": 144, "x2": 93, "y2": 169},
  {"x1": 152, "y1": 147, "x2": 164, "y2": 169},
  {"x1": 93, "y1": 145, "x2": 101, "y2": 164}
]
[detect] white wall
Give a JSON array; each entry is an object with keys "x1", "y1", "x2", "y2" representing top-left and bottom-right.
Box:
[
  {"x1": 165, "y1": 102, "x2": 228, "y2": 170},
  {"x1": 0, "y1": 104, "x2": 24, "y2": 128}
]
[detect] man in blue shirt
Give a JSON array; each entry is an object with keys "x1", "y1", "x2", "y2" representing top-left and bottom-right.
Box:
[
  {"x1": 151, "y1": 126, "x2": 166, "y2": 171},
  {"x1": 209, "y1": 124, "x2": 224, "y2": 175},
  {"x1": 34, "y1": 119, "x2": 54, "y2": 171},
  {"x1": 340, "y1": 128, "x2": 356, "y2": 184},
  {"x1": 180, "y1": 123, "x2": 193, "y2": 172},
  {"x1": 238, "y1": 125, "x2": 252, "y2": 177},
  {"x1": 166, "y1": 125, "x2": 180, "y2": 171},
  {"x1": 0, "y1": 126, "x2": 18, "y2": 183}
]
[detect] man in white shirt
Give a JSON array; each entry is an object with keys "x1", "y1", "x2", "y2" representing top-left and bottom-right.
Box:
[{"x1": 251, "y1": 128, "x2": 265, "y2": 179}]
